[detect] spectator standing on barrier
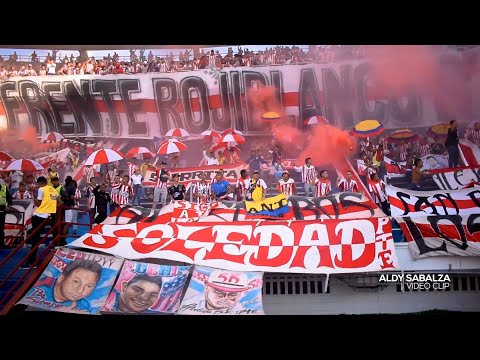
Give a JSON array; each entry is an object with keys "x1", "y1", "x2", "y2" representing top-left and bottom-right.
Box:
[
  {"x1": 152, "y1": 161, "x2": 171, "y2": 211},
  {"x1": 277, "y1": 170, "x2": 296, "y2": 198},
  {"x1": 411, "y1": 158, "x2": 429, "y2": 191},
  {"x1": 168, "y1": 174, "x2": 186, "y2": 202},
  {"x1": 203, "y1": 146, "x2": 220, "y2": 166},
  {"x1": 46, "y1": 59, "x2": 56, "y2": 75},
  {"x1": 369, "y1": 173, "x2": 390, "y2": 215},
  {"x1": 72, "y1": 181, "x2": 81, "y2": 236},
  {"x1": 21, "y1": 176, "x2": 60, "y2": 268},
  {"x1": 445, "y1": 120, "x2": 460, "y2": 168},
  {"x1": 0, "y1": 181, "x2": 13, "y2": 249},
  {"x1": 131, "y1": 168, "x2": 143, "y2": 206},
  {"x1": 93, "y1": 183, "x2": 111, "y2": 224},
  {"x1": 294, "y1": 157, "x2": 316, "y2": 198},
  {"x1": 314, "y1": 170, "x2": 332, "y2": 197}
]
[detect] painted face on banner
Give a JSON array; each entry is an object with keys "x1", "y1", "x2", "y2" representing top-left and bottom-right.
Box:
[
  {"x1": 55, "y1": 268, "x2": 99, "y2": 302},
  {"x1": 204, "y1": 285, "x2": 245, "y2": 311},
  {"x1": 120, "y1": 279, "x2": 161, "y2": 313}
]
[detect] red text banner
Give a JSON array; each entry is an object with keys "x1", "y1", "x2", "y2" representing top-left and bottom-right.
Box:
[
  {"x1": 68, "y1": 217, "x2": 399, "y2": 274},
  {"x1": 386, "y1": 185, "x2": 480, "y2": 218},
  {"x1": 396, "y1": 214, "x2": 480, "y2": 258}
]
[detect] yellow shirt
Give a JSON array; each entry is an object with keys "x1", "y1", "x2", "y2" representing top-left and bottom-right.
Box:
[
  {"x1": 35, "y1": 185, "x2": 58, "y2": 215},
  {"x1": 140, "y1": 163, "x2": 149, "y2": 178}
]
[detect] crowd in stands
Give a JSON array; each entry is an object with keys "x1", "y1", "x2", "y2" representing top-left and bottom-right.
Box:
[{"x1": 0, "y1": 46, "x2": 374, "y2": 79}]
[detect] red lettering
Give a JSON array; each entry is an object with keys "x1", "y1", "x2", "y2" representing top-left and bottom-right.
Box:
[
  {"x1": 334, "y1": 244, "x2": 376, "y2": 268},
  {"x1": 203, "y1": 243, "x2": 247, "y2": 264},
  {"x1": 83, "y1": 234, "x2": 118, "y2": 249},
  {"x1": 378, "y1": 250, "x2": 395, "y2": 269}
]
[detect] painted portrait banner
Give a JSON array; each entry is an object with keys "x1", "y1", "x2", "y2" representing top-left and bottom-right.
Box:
[
  {"x1": 386, "y1": 185, "x2": 480, "y2": 217},
  {"x1": 177, "y1": 266, "x2": 264, "y2": 315},
  {"x1": 102, "y1": 260, "x2": 191, "y2": 314},
  {"x1": 396, "y1": 214, "x2": 480, "y2": 258},
  {"x1": 68, "y1": 216, "x2": 399, "y2": 274},
  {"x1": 18, "y1": 248, "x2": 123, "y2": 314}
]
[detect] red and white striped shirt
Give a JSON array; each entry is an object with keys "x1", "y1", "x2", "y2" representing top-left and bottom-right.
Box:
[
  {"x1": 338, "y1": 178, "x2": 359, "y2": 193},
  {"x1": 127, "y1": 163, "x2": 138, "y2": 184},
  {"x1": 419, "y1": 144, "x2": 430, "y2": 158},
  {"x1": 84, "y1": 166, "x2": 94, "y2": 183},
  {"x1": 369, "y1": 179, "x2": 387, "y2": 203},
  {"x1": 193, "y1": 181, "x2": 211, "y2": 203},
  {"x1": 296, "y1": 164, "x2": 316, "y2": 183},
  {"x1": 314, "y1": 179, "x2": 331, "y2": 197},
  {"x1": 277, "y1": 178, "x2": 296, "y2": 196},
  {"x1": 86, "y1": 185, "x2": 96, "y2": 209},
  {"x1": 110, "y1": 181, "x2": 121, "y2": 204},
  {"x1": 236, "y1": 177, "x2": 250, "y2": 200},
  {"x1": 13, "y1": 191, "x2": 32, "y2": 200},
  {"x1": 155, "y1": 169, "x2": 171, "y2": 188},
  {"x1": 74, "y1": 188, "x2": 81, "y2": 208},
  {"x1": 117, "y1": 184, "x2": 134, "y2": 205}
]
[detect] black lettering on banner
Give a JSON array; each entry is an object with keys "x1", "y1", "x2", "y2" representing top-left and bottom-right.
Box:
[
  {"x1": 224, "y1": 170, "x2": 238, "y2": 179},
  {"x1": 192, "y1": 171, "x2": 203, "y2": 180},
  {"x1": 299, "y1": 69, "x2": 323, "y2": 127},
  {"x1": 311, "y1": 195, "x2": 339, "y2": 219},
  {"x1": 288, "y1": 195, "x2": 319, "y2": 220},
  {"x1": 466, "y1": 213, "x2": 480, "y2": 235},
  {"x1": 472, "y1": 169, "x2": 480, "y2": 182},
  {"x1": 427, "y1": 215, "x2": 468, "y2": 251},
  {"x1": 118, "y1": 79, "x2": 147, "y2": 136},
  {"x1": 452, "y1": 170, "x2": 464, "y2": 189},
  {"x1": 0, "y1": 81, "x2": 21, "y2": 129},
  {"x1": 230, "y1": 71, "x2": 244, "y2": 131},
  {"x1": 270, "y1": 71, "x2": 283, "y2": 108},
  {"x1": 181, "y1": 173, "x2": 191, "y2": 181},
  {"x1": 179, "y1": 76, "x2": 210, "y2": 134},
  {"x1": 440, "y1": 172, "x2": 453, "y2": 190},
  {"x1": 243, "y1": 71, "x2": 268, "y2": 132},
  {"x1": 467, "y1": 190, "x2": 480, "y2": 208},
  {"x1": 403, "y1": 216, "x2": 448, "y2": 255},
  {"x1": 63, "y1": 80, "x2": 101, "y2": 135},
  {"x1": 210, "y1": 72, "x2": 231, "y2": 130},
  {"x1": 260, "y1": 203, "x2": 274, "y2": 211},
  {"x1": 354, "y1": 62, "x2": 386, "y2": 124},
  {"x1": 339, "y1": 192, "x2": 375, "y2": 217},
  {"x1": 322, "y1": 65, "x2": 354, "y2": 128},
  {"x1": 153, "y1": 78, "x2": 183, "y2": 135},
  {"x1": 431, "y1": 193, "x2": 460, "y2": 215},
  {"x1": 19, "y1": 80, "x2": 56, "y2": 134},
  {"x1": 92, "y1": 79, "x2": 120, "y2": 135},
  {"x1": 43, "y1": 82, "x2": 74, "y2": 135}
]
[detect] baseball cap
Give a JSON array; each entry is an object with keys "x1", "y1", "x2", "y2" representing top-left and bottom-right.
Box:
[
  {"x1": 161, "y1": 161, "x2": 167, "y2": 165},
  {"x1": 282, "y1": 170, "x2": 289, "y2": 175},
  {"x1": 205, "y1": 269, "x2": 250, "y2": 292},
  {"x1": 253, "y1": 170, "x2": 260, "y2": 174}
]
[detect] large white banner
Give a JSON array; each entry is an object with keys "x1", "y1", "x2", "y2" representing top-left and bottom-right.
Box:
[
  {"x1": 0, "y1": 62, "x2": 445, "y2": 140},
  {"x1": 432, "y1": 168, "x2": 480, "y2": 190},
  {"x1": 386, "y1": 185, "x2": 480, "y2": 217},
  {"x1": 68, "y1": 216, "x2": 399, "y2": 274}
]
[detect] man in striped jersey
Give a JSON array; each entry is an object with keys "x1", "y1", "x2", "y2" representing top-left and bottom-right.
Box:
[
  {"x1": 117, "y1": 175, "x2": 134, "y2": 207},
  {"x1": 314, "y1": 170, "x2": 332, "y2": 197},
  {"x1": 109, "y1": 175, "x2": 121, "y2": 214},
  {"x1": 152, "y1": 161, "x2": 171, "y2": 210},
  {"x1": 465, "y1": 122, "x2": 480, "y2": 148},
  {"x1": 337, "y1": 171, "x2": 360, "y2": 193},
  {"x1": 72, "y1": 180, "x2": 81, "y2": 236},
  {"x1": 368, "y1": 173, "x2": 390, "y2": 215},
  {"x1": 236, "y1": 169, "x2": 250, "y2": 201},
  {"x1": 294, "y1": 157, "x2": 316, "y2": 198},
  {"x1": 12, "y1": 182, "x2": 33, "y2": 200},
  {"x1": 86, "y1": 177, "x2": 98, "y2": 224},
  {"x1": 277, "y1": 170, "x2": 296, "y2": 197},
  {"x1": 193, "y1": 172, "x2": 211, "y2": 204}
]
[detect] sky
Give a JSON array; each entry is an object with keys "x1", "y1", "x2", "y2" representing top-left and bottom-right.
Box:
[{"x1": 0, "y1": 45, "x2": 311, "y2": 62}]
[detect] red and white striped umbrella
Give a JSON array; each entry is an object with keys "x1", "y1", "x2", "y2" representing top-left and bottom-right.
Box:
[
  {"x1": 200, "y1": 130, "x2": 221, "y2": 142},
  {"x1": 5, "y1": 159, "x2": 44, "y2": 171},
  {"x1": 165, "y1": 128, "x2": 190, "y2": 138},
  {"x1": 304, "y1": 115, "x2": 329, "y2": 126},
  {"x1": 85, "y1": 148, "x2": 125, "y2": 166},
  {"x1": 0, "y1": 151, "x2": 14, "y2": 162},
  {"x1": 213, "y1": 142, "x2": 238, "y2": 153},
  {"x1": 125, "y1": 146, "x2": 155, "y2": 160},
  {"x1": 214, "y1": 145, "x2": 241, "y2": 158},
  {"x1": 157, "y1": 139, "x2": 188, "y2": 155},
  {"x1": 219, "y1": 133, "x2": 245, "y2": 145},
  {"x1": 41, "y1": 131, "x2": 65, "y2": 143},
  {"x1": 221, "y1": 128, "x2": 244, "y2": 136}
]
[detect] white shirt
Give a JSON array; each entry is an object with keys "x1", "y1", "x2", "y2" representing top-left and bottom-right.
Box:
[
  {"x1": 131, "y1": 174, "x2": 143, "y2": 185},
  {"x1": 9, "y1": 171, "x2": 23, "y2": 189},
  {"x1": 203, "y1": 150, "x2": 220, "y2": 165}
]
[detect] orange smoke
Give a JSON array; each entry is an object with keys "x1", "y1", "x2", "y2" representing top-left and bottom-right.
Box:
[
  {"x1": 247, "y1": 85, "x2": 284, "y2": 119},
  {"x1": 273, "y1": 123, "x2": 357, "y2": 173},
  {"x1": 21, "y1": 126, "x2": 51, "y2": 155}
]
